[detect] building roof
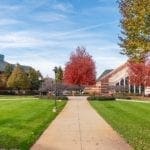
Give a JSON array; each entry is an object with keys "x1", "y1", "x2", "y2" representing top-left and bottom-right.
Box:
[
  {"x1": 0, "y1": 54, "x2": 4, "y2": 61},
  {"x1": 0, "y1": 54, "x2": 9, "y2": 71},
  {"x1": 0, "y1": 54, "x2": 31, "y2": 72},
  {"x1": 108, "y1": 62, "x2": 128, "y2": 77},
  {"x1": 97, "y1": 69, "x2": 113, "y2": 81},
  {"x1": 97, "y1": 62, "x2": 128, "y2": 82}
]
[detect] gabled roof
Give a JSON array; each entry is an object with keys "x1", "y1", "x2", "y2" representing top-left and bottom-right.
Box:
[
  {"x1": 97, "y1": 69, "x2": 113, "y2": 81},
  {"x1": 108, "y1": 62, "x2": 128, "y2": 77},
  {"x1": 97, "y1": 62, "x2": 128, "y2": 82}
]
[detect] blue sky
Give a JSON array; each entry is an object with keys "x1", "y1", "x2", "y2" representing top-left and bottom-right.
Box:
[{"x1": 0, "y1": 0, "x2": 127, "y2": 77}]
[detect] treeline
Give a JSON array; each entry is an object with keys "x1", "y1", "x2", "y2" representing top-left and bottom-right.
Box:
[{"x1": 0, "y1": 64, "x2": 42, "y2": 94}]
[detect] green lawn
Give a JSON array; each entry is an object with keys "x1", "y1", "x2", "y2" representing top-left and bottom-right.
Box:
[
  {"x1": 0, "y1": 97, "x2": 66, "y2": 149},
  {"x1": 0, "y1": 95, "x2": 36, "y2": 99},
  {"x1": 90, "y1": 101, "x2": 150, "y2": 150}
]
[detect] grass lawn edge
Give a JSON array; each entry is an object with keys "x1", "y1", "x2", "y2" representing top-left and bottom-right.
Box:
[
  {"x1": 89, "y1": 100, "x2": 150, "y2": 150},
  {"x1": 29, "y1": 99, "x2": 67, "y2": 149},
  {"x1": 0, "y1": 98, "x2": 67, "y2": 149}
]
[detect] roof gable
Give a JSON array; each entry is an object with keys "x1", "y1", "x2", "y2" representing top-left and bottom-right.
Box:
[
  {"x1": 97, "y1": 62, "x2": 128, "y2": 82},
  {"x1": 97, "y1": 69, "x2": 113, "y2": 81}
]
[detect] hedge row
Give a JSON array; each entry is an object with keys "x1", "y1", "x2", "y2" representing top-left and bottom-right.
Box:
[
  {"x1": 38, "y1": 95, "x2": 68, "y2": 100},
  {"x1": 115, "y1": 96, "x2": 131, "y2": 100},
  {"x1": 87, "y1": 96, "x2": 116, "y2": 101}
]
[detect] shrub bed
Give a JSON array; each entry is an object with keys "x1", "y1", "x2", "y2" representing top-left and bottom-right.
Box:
[
  {"x1": 115, "y1": 96, "x2": 131, "y2": 100},
  {"x1": 55, "y1": 96, "x2": 68, "y2": 100},
  {"x1": 87, "y1": 96, "x2": 116, "y2": 101},
  {"x1": 37, "y1": 95, "x2": 68, "y2": 100},
  {"x1": 114, "y1": 93, "x2": 132, "y2": 100}
]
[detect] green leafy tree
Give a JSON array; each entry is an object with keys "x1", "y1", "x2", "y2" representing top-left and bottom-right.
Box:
[
  {"x1": 53, "y1": 66, "x2": 63, "y2": 83},
  {"x1": 28, "y1": 68, "x2": 43, "y2": 90},
  {"x1": 118, "y1": 0, "x2": 150, "y2": 60},
  {"x1": 53, "y1": 66, "x2": 63, "y2": 96},
  {"x1": 0, "y1": 74, "x2": 7, "y2": 89},
  {"x1": 4, "y1": 64, "x2": 14, "y2": 77},
  {"x1": 7, "y1": 64, "x2": 30, "y2": 90}
]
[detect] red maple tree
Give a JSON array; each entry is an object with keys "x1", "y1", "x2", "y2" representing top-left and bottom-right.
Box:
[
  {"x1": 64, "y1": 47, "x2": 96, "y2": 86},
  {"x1": 128, "y1": 60, "x2": 150, "y2": 86}
]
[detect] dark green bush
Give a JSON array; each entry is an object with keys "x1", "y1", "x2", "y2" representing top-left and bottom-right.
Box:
[
  {"x1": 115, "y1": 96, "x2": 131, "y2": 100},
  {"x1": 37, "y1": 95, "x2": 68, "y2": 100},
  {"x1": 114, "y1": 93, "x2": 131, "y2": 100},
  {"x1": 56, "y1": 96, "x2": 68, "y2": 100},
  {"x1": 87, "y1": 96, "x2": 116, "y2": 101},
  {"x1": 0, "y1": 90, "x2": 15, "y2": 95},
  {"x1": 0, "y1": 90, "x2": 39, "y2": 95}
]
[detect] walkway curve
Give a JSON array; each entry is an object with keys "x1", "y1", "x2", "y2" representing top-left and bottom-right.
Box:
[{"x1": 31, "y1": 96, "x2": 132, "y2": 150}]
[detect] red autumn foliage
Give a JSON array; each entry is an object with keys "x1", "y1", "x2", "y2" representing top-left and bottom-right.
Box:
[
  {"x1": 64, "y1": 47, "x2": 96, "y2": 86},
  {"x1": 128, "y1": 60, "x2": 150, "y2": 86}
]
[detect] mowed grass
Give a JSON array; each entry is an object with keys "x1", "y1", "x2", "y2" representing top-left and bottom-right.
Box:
[
  {"x1": 0, "y1": 96, "x2": 66, "y2": 149},
  {"x1": 0, "y1": 95, "x2": 36, "y2": 99},
  {"x1": 90, "y1": 101, "x2": 150, "y2": 150}
]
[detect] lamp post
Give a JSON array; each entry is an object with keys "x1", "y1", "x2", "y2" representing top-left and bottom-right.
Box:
[
  {"x1": 38, "y1": 74, "x2": 43, "y2": 96},
  {"x1": 54, "y1": 82, "x2": 57, "y2": 109},
  {"x1": 53, "y1": 67, "x2": 58, "y2": 112},
  {"x1": 52, "y1": 82, "x2": 57, "y2": 112}
]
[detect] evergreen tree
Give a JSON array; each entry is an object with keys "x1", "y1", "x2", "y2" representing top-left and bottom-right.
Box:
[
  {"x1": 0, "y1": 74, "x2": 7, "y2": 89},
  {"x1": 118, "y1": 0, "x2": 150, "y2": 60},
  {"x1": 53, "y1": 66, "x2": 63, "y2": 83},
  {"x1": 4, "y1": 64, "x2": 14, "y2": 77},
  {"x1": 28, "y1": 68, "x2": 42, "y2": 90},
  {"x1": 7, "y1": 64, "x2": 30, "y2": 90},
  {"x1": 57, "y1": 66, "x2": 63, "y2": 83}
]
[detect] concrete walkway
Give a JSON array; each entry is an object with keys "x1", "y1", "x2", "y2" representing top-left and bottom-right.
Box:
[{"x1": 31, "y1": 96, "x2": 132, "y2": 150}]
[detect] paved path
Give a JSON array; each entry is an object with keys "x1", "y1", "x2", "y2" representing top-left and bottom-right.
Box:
[{"x1": 31, "y1": 96, "x2": 132, "y2": 150}]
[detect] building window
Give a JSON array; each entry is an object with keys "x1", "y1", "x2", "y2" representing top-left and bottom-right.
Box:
[
  {"x1": 125, "y1": 77, "x2": 129, "y2": 86},
  {"x1": 130, "y1": 85, "x2": 134, "y2": 93},
  {"x1": 120, "y1": 79, "x2": 124, "y2": 86},
  {"x1": 141, "y1": 85, "x2": 145, "y2": 94},
  {"x1": 136, "y1": 86, "x2": 139, "y2": 94},
  {"x1": 116, "y1": 82, "x2": 119, "y2": 86}
]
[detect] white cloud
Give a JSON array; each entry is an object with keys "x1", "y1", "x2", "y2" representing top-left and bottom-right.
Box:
[
  {"x1": 0, "y1": 32, "x2": 44, "y2": 49},
  {"x1": 0, "y1": 0, "x2": 125, "y2": 78},
  {"x1": 0, "y1": 5, "x2": 21, "y2": 11},
  {"x1": 0, "y1": 28, "x2": 125, "y2": 77},
  {"x1": 35, "y1": 13, "x2": 67, "y2": 22},
  {"x1": 6, "y1": 54, "x2": 62, "y2": 77},
  {"x1": 42, "y1": 21, "x2": 117, "y2": 39},
  {"x1": 0, "y1": 22, "x2": 116, "y2": 49},
  {"x1": 52, "y1": 1, "x2": 74, "y2": 13},
  {"x1": 81, "y1": 4, "x2": 118, "y2": 17},
  {"x1": 0, "y1": 19, "x2": 22, "y2": 26}
]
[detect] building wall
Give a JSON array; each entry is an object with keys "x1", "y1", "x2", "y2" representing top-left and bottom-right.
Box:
[
  {"x1": 108, "y1": 64, "x2": 150, "y2": 95},
  {"x1": 109, "y1": 65, "x2": 128, "y2": 86},
  {"x1": 84, "y1": 86, "x2": 100, "y2": 95},
  {"x1": 99, "y1": 78, "x2": 109, "y2": 94}
]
